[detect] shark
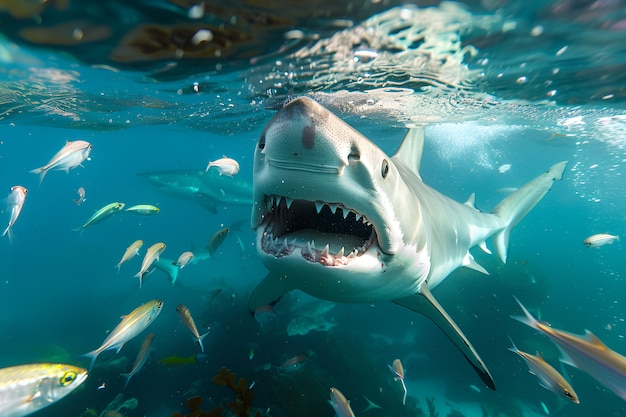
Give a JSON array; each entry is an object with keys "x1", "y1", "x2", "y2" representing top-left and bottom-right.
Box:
[
  {"x1": 139, "y1": 168, "x2": 252, "y2": 213},
  {"x1": 248, "y1": 97, "x2": 567, "y2": 390}
]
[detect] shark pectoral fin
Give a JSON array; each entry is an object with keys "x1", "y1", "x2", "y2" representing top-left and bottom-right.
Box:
[
  {"x1": 462, "y1": 253, "x2": 489, "y2": 275},
  {"x1": 195, "y1": 193, "x2": 218, "y2": 213},
  {"x1": 392, "y1": 282, "x2": 495, "y2": 390},
  {"x1": 248, "y1": 273, "x2": 295, "y2": 316}
]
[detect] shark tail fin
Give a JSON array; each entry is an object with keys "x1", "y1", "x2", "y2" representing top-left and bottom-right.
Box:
[
  {"x1": 492, "y1": 161, "x2": 567, "y2": 263},
  {"x1": 153, "y1": 257, "x2": 180, "y2": 285},
  {"x1": 120, "y1": 372, "x2": 133, "y2": 390}
]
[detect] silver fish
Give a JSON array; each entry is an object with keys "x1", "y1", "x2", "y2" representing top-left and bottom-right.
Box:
[
  {"x1": 174, "y1": 251, "x2": 194, "y2": 269},
  {"x1": 134, "y1": 242, "x2": 166, "y2": 287},
  {"x1": 74, "y1": 202, "x2": 125, "y2": 232},
  {"x1": 85, "y1": 300, "x2": 163, "y2": 370},
  {"x1": 388, "y1": 358, "x2": 407, "y2": 405},
  {"x1": 115, "y1": 239, "x2": 144, "y2": 273},
  {"x1": 328, "y1": 387, "x2": 355, "y2": 417},
  {"x1": 584, "y1": 233, "x2": 619, "y2": 248},
  {"x1": 176, "y1": 304, "x2": 209, "y2": 352},
  {"x1": 207, "y1": 227, "x2": 229, "y2": 257},
  {"x1": 206, "y1": 156, "x2": 240, "y2": 176},
  {"x1": 31, "y1": 140, "x2": 92, "y2": 183},
  {"x1": 125, "y1": 204, "x2": 160, "y2": 215},
  {"x1": 3, "y1": 186, "x2": 27, "y2": 242},
  {"x1": 508, "y1": 337, "x2": 579, "y2": 403},
  {"x1": 513, "y1": 297, "x2": 626, "y2": 401},
  {"x1": 0, "y1": 363, "x2": 87, "y2": 417},
  {"x1": 121, "y1": 333, "x2": 155, "y2": 390}
]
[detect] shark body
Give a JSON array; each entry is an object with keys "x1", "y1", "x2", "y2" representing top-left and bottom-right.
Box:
[
  {"x1": 248, "y1": 97, "x2": 567, "y2": 390},
  {"x1": 139, "y1": 169, "x2": 252, "y2": 212}
]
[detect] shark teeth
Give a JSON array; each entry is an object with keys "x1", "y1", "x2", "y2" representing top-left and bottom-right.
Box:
[{"x1": 260, "y1": 194, "x2": 376, "y2": 266}]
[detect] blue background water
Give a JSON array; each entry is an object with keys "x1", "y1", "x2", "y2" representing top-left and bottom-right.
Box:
[{"x1": 1, "y1": 1, "x2": 626, "y2": 417}]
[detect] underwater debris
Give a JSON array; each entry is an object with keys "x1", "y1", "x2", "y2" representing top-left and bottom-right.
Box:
[
  {"x1": 213, "y1": 367, "x2": 261, "y2": 417},
  {"x1": 426, "y1": 397, "x2": 439, "y2": 417},
  {"x1": 171, "y1": 396, "x2": 224, "y2": 417}
]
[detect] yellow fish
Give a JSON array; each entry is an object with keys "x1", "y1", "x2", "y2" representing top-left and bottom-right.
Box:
[
  {"x1": 207, "y1": 227, "x2": 229, "y2": 257},
  {"x1": 126, "y1": 204, "x2": 160, "y2": 215},
  {"x1": 74, "y1": 202, "x2": 125, "y2": 232}
]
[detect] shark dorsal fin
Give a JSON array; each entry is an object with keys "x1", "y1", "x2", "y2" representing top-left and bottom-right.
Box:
[{"x1": 392, "y1": 127, "x2": 425, "y2": 179}]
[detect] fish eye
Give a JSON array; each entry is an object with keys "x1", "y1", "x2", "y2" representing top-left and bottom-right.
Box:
[
  {"x1": 258, "y1": 134, "x2": 265, "y2": 150},
  {"x1": 381, "y1": 159, "x2": 389, "y2": 179},
  {"x1": 60, "y1": 371, "x2": 76, "y2": 386}
]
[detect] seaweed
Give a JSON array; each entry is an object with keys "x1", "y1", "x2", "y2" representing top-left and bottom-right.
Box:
[
  {"x1": 171, "y1": 396, "x2": 223, "y2": 417},
  {"x1": 213, "y1": 367, "x2": 261, "y2": 417},
  {"x1": 425, "y1": 397, "x2": 439, "y2": 417}
]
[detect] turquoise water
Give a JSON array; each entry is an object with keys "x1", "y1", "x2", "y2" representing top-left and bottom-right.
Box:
[{"x1": 1, "y1": 1, "x2": 626, "y2": 417}]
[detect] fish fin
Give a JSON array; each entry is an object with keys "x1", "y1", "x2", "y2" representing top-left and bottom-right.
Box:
[
  {"x1": 362, "y1": 395, "x2": 382, "y2": 412},
  {"x1": 462, "y1": 253, "x2": 489, "y2": 275},
  {"x1": 29, "y1": 167, "x2": 47, "y2": 184},
  {"x1": 464, "y1": 193, "x2": 476, "y2": 208},
  {"x1": 2, "y1": 225, "x2": 12, "y2": 243},
  {"x1": 82, "y1": 350, "x2": 100, "y2": 372},
  {"x1": 492, "y1": 161, "x2": 567, "y2": 263},
  {"x1": 583, "y1": 329, "x2": 609, "y2": 350},
  {"x1": 198, "y1": 331, "x2": 210, "y2": 353},
  {"x1": 195, "y1": 193, "x2": 218, "y2": 213},
  {"x1": 478, "y1": 241, "x2": 492, "y2": 255},
  {"x1": 510, "y1": 296, "x2": 541, "y2": 330},
  {"x1": 392, "y1": 281, "x2": 495, "y2": 390},
  {"x1": 391, "y1": 127, "x2": 424, "y2": 179},
  {"x1": 248, "y1": 273, "x2": 296, "y2": 316},
  {"x1": 120, "y1": 372, "x2": 132, "y2": 390},
  {"x1": 154, "y1": 257, "x2": 180, "y2": 285}
]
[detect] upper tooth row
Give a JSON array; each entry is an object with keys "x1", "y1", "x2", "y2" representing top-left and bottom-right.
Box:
[{"x1": 269, "y1": 195, "x2": 370, "y2": 224}]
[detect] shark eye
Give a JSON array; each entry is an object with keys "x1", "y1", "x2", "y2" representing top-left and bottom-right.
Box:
[
  {"x1": 381, "y1": 159, "x2": 389, "y2": 178},
  {"x1": 60, "y1": 371, "x2": 77, "y2": 386},
  {"x1": 258, "y1": 134, "x2": 266, "y2": 150}
]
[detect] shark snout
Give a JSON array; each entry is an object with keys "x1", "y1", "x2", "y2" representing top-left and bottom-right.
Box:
[{"x1": 258, "y1": 97, "x2": 356, "y2": 174}]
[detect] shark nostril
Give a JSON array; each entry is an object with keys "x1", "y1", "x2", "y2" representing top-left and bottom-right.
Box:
[{"x1": 348, "y1": 153, "x2": 360, "y2": 161}]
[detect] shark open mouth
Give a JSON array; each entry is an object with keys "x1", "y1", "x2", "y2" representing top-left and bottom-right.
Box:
[{"x1": 260, "y1": 195, "x2": 377, "y2": 266}]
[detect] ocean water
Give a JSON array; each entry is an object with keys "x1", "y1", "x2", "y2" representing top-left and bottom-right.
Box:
[{"x1": 1, "y1": 1, "x2": 626, "y2": 417}]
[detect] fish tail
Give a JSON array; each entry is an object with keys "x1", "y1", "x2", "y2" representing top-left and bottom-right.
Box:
[
  {"x1": 510, "y1": 296, "x2": 541, "y2": 331},
  {"x1": 198, "y1": 331, "x2": 210, "y2": 353},
  {"x1": 492, "y1": 161, "x2": 567, "y2": 263},
  {"x1": 29, "y1": 167, "x2": 47, "y2": 184},
  {"x1": 507, "y1": 336, "x2": 520, "y2": 354},
  {"x1": 400, "y1": 379, "x2": 407, "y2": 406},
  {"x1": 82, "y1": 350, "x2": 100, "y2": 372},
  {"x1": 120, "y1": 372, "x2": 132, "y2": 390},
  {"x1": 2, "y1": 225, "x2": 12, "y2": 243},
  {"x1": 153, "y1": 257, "x2": 179, "y2": 285}
]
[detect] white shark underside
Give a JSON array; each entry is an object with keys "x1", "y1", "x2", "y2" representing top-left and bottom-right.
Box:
[{"x1": 248, "y1": 97, "x2": 566, "y2": 390}]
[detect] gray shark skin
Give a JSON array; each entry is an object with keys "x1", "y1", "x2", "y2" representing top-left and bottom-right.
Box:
[
  {"x1": 139, "y1": 169, "x2": 252, "y2": 212},
  {"x1": 248, "y1": 96, "x2": 567, "y2": 390}
]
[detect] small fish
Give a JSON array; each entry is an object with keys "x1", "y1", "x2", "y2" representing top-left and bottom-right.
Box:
[
  {"x1": 0, "y1": 363, "x2": 88, "y2": 417},
  {"x1": 388, "y1": 358, "x2": 408, "y2": 405},
  {"x1": 277, "y1": 354, "x2": 308, "y2": 372},
  {"x1": 3, "y1": 186, "x2": 27, "y2": 242},
  {"x1": 206, "y1": 156, "x2": 240, "y2": 176},
  {"x1": 498, "y1": 163, "x2": 512, "y2": 173},
  {"x1": 328, "y1": 387, "x2": 355, "y2": 417},
  {"x1": 73, "y1": 186, "x2": 86, "y2": 205},
  {"x1": 31, "y1": 140, "x2": 92, "y2": 183},
  {"x1": 508, "y1": 337, "x2": 579, "y2": 403},
  {"x1": 84, "y1": 299, "x2": 163, "y2": 371},
  {"x1": 584, "y1": 233, "x2": 619, "y2": 248},
  {"x1": 121, "y1": 333, "x2": 155, "y2": 390},
  {"x1": 176, "y1": 304, "x2": 209, "y2": 352},
  {"x1": 512, "y1": 297, "x2": 626, "y2": 401},
  {"x1": 207, "y1": 227, "x2": 229, "y2": 256},
  {"x1": 115, "y1": 240, "x2": 144, "y2": 273},
  {"x1": 74, "y1": 202, "x2": 125, "y2": 232},
  {"x1": 249, "y1": 345, "x2": 255, "y2": 360},
  {"x1": 97, "y1": 382, "x2": 106, "y2": 390},
  {"x1": 134, "y1": 242, "x2": 166, "y2": 287},
  {"x1": 174, "y1": 251, "x2": 194, "y2": 269},
  {"x1": 125, "y1": 204, "x2": 160, "y2": 215},
  {"x1": 158, "y1": 353, "x2": 196, "y2": 366}
]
